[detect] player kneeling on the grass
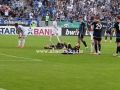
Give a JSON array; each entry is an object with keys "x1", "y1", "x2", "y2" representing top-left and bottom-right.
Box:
[
  {"x1": 15, "y1": 23, "x2": 27, "y2": 48},
  {"x1": 104, "y1": 19, "x2": 113, "y2": 43},
  {"x1": 91, "y1": 16, "x2": 103, "y2": 55},
  {"x1": 112, "y1": 15, "x2": 120, "y2": 56},
  {"x1": 62, "y1": 43, "x2": 80, "y2": 54}
]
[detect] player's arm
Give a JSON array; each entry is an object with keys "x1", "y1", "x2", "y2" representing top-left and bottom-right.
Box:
[
  {"x1": 85, "y1": 24, "x2": 89, "y2": 34},
  {"x1": 111, "y1": 23, "x2": 116, "y2": 35},
  {"x1": 111, "y1": 28, "x2": 116, "y2": 36},
  {"x1": 18, "y1": 30, "x2": 21, "y2": 38},
  {"x1": 91, "y1": 22, "x2": 94, "y2": 31},
  {"x1": 54, "y1": 24, "x2": 58, "y2": 30},
  {"x1": 75, "y1": 28, "x2": 78, "y2": 34},
  {"x1": 109, "y1": 23, "x2": 112, "y2": 30},
  {"x1": 20, "y1": 29, "x2": 24, "y2": 38}
]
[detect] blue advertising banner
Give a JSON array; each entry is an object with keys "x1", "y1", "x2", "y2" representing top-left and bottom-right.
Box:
[{"x1": 0, "y1": 19, "x2": 39, "y2": 26}]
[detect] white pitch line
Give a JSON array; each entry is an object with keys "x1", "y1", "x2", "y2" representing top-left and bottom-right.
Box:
[
  {"x1": 0, "y1": 60, "x2": 41, "y2": 62},
  {"x1": 0, "y1": 53, "x2": 42, "y2": 61},
  {"x1": 0, "y1": 88, "x2": 6, "y2": 90}
]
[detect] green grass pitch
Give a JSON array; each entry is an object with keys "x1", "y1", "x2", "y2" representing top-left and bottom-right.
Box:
[{"x1": 0, "y1": 35, "x2": 120, "y2": 90}]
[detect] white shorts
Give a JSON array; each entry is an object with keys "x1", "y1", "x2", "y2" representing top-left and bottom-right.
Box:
[
  {"x1": 19, "y1": 32, "x2": 27, "y2": 37},
  {"x1": 52, "y1": 29, "x2": 58, "y2": 35}
]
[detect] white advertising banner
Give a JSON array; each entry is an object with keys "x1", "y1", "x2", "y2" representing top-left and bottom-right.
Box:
[{"x1": 0, "y1": 26, "x2": 62, "y2": 36}]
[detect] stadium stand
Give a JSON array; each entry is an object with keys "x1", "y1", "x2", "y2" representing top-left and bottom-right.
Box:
[
  {"x1": 0, "y1": 0, "x2": 39, "y2": 20},
  {"x1": 28, "y1": 0, "x2": 119, "y2": 21},
  {"x1": 0, "y1": 0, "x2": 119, "y2": 21}
]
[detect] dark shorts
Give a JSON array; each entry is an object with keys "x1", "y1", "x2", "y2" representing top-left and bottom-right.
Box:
[
  {"x1": 116, "y1": 38, "x2": 120, "y2": 42},
  {"x1": 94, "y1": 36, "x2": 102, "y2": 41},
  {"x1": 78, "y1": 33, "x2": 84, "y2": 38},
  {"x1": 106, "y1": 31, "x2": 111, "y2": 34}
]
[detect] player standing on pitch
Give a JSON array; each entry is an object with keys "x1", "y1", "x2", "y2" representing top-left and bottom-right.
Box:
[
  {"x1": 91, "y1": 16, "x2": 103, "y2": 55},
  {"x1": 49, "y1": 17, "x2": 60, "y2": 42},
  {"x1": 15, "y1": 23, "x2": 27, "y2": 48},
  {"x1": 89, "y1": 21, "x2": 94, "y2": 54},
  {"x1": 76, "y1": 16, "x2": 89, "y2": 50},
  {"x1": 112, "y1": 15, "x2": 120, "y2": 56},
  {"x1": 104, "y1": 19, "x2": 113, "y2": 43}
]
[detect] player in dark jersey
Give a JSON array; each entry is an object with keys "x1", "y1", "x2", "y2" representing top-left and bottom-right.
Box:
[
  {"x1": 44, "y1": 41, "x2": 67, "y2": 49},
  {"x1": 91, "y1": 16, "x2": 103, "y2": 55},
  {"x1": 76, "y1": 16, "x2": 89, "y2": 50},
  {"x1": 111, "y1": 15, "x2": 120, "y2": 56},
  {"x1": 104, "y1": 19, "x2": 113, "y2": 43}
]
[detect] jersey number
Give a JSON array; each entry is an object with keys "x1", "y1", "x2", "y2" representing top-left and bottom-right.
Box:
[{"x1": 96, "y1": 23, "x2": 102, "y2": 30}]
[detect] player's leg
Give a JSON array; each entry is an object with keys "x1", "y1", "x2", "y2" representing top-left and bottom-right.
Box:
[
  {"x1": 110, "y1": 32, "x2": 112, "y2": 43},
  {"x1": 56, "y1": 33, "x2": 60, "y2": 41},
  {"x1": 78, "y1": 33, "x2": 80, "y2": 44},
  {"x1": 16, "y1": 33, "x2": 22, "y2": 48},
  {"x1": 94, "y1": 37, "x2": 98, "y2": 54},
  {"x1": 50, "y1": 30, "x2": 54, "y2": 41},
  {"x1": 113, "y1": 38, "x2": 120, "y2": 56},
  {"x1": 98, "y1": 40, "x2": 101, "y2": 54},
  {"x1": 80, "y1": 34, "x2": 88, "y2": 50},
  {"x1": 21, "y1": 34, "x2": 26, "y2": 48},
  {"x1": 104, "y1": 32, "x2": 108, "y2": 42},
  {"x1": 90, "y1": 31, "x2": 94, "y2": 54},
  {"x1": 90, "y1": 40, "x2": 94, "y2": 54}
]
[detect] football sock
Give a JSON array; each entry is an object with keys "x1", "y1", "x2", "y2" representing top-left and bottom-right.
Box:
[
  {"x1": 110, "y1": 36, "x2": 112, "y2": 40},
  {"x1": 82, "y1": 41, "x2": 87, "y2": 47},
  {"x1": 98, "y1": 43, "x2": 101, "y2": 52},
  {"x1": 22, "y1": 39, "x2": 25, "y2": 46},
  {"x1": 50, "y1": 35, "x2": 52, "y2": 41},
  {"x1": 56, "y1": 35, "x2": 60, "y2": 41},
  {"x1": 116, "y1": 46, "x2": 119, "y2": 54},
  {"x1": 95, "y1": 44, "x2": 97, "y2": 53},
  {"x1": 91, "y1": 43, "x2": 94, "y2": 52},
  {"x1": 18, "y1": 38, "x2": 21, "y2": 46},
  {"x1": 105, "y1": 36, "x2": 107, "y2": 40},
  {"x1": 118, "y1": 46, "x2": 120, "y2": 53}
]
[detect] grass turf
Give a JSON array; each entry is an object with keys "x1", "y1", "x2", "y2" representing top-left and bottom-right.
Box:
[{"x1": 0, "y1": 35, "x2": 120, "y2": 90}]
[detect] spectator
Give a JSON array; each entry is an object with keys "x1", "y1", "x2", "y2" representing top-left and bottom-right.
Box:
[
  {"x1": 38, "y1": 0, "x2": 42, "y2": 9},
  {"x1": 29, "y1": 11, "x2": 34, "y2": 19},
  {"x1": 45, "y1": 14, "x2": 49, "y2": 26}
]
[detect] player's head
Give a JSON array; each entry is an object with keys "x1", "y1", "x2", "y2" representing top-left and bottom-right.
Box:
[
  {"x1": 54, "y1": 17, "x2": 57, "y2": 21},
  {"x1": 107, "y1": 19, "x2": 111, "y2": 22},
  {"x1": 94, "y1": 16, "x2": 100, "y2": 21},
  {"x1": 78, "y1": 16, "x2": 82, "y2": 22},
  {"x1": 14, "y1": 23, "x2": 18, "y2": 28},
  {"x1": 115, "y1": 15, "x2": 120, "y2": 21}
]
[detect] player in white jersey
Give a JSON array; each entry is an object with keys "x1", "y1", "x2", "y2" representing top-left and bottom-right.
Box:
[
  {"x1": 89, "y1": 21, "x2": 94, "y2": 54},
  {"x1": 49, "y1": 17, "x2": 60, "y2": 41},
  {"x1": 15, "y1": 23, "x2": 27, "y2": 48},
  {"x1": 90, "y1": 29, "x2": 94, "y2": 54}
]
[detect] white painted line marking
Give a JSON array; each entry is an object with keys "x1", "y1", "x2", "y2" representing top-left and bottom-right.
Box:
[
  {"x1": 0, "y1": 60, "x2": 41, "y2": 62},
  {"x1": 0, "y1": 88, "x2": 6, "y2": 90},
  {"x1": 0, "y1": 53, "x2": 42, "y2": 61}
]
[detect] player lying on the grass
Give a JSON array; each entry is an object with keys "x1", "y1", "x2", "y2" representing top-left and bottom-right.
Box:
[
  {"x1": 112, "y1": 15, "x2": 120, "y2": 56},
  {"x1": 14, "y1": 23, "x2": 27, "y2": 48},
  {"x1": 44, "y1": 41, "x2": 67, "y2": 49},
  {"x1": 104, "y1": 19, "x2": 113, "y2": 43},
  {"x1": 62, "y1": 43, "x2": 81, "y2": 54}
]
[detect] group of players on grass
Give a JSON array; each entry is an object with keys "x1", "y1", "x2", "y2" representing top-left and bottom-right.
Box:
[{"x1": 14, "y1": 15, "x2": 120, "y2": 56}]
